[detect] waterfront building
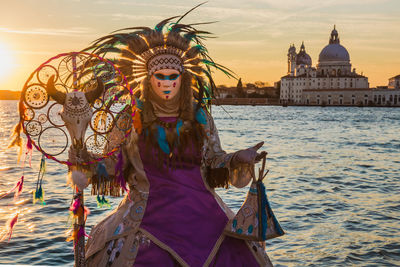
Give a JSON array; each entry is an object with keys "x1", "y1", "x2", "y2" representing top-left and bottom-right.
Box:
[
  {"x1": 280, "y1": 26, "x2": 370, "y2": 105},
  {"x1": 388, "y1": 75, "x2": 400, "y2": 89}
]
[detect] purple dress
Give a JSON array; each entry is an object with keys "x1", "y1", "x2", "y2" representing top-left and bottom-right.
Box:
[{"x1": 135, "y1": 117, "x2": 259, "y2": 266}]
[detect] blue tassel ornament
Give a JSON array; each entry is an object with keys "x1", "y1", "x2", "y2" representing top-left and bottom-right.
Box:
[{"x1": 33, "y1": 155, "x2": 46, "y2": 205}]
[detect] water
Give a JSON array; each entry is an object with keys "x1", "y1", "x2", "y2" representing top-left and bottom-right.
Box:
[{"x1": 0, "y1": 100, "x2": 399, "y2": 266}]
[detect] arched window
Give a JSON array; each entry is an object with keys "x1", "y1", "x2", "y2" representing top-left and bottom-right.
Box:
[
  {"x1": 338, "y1": 69, "x2": 342, "y2": 76},
  {"x1": 332, "y1": 69, "x2": 336, "y2": 76}
]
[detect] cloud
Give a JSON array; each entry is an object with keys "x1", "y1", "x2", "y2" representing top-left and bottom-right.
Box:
[
  {"x1": 14, "y1": 50, "x2": 55, "y2": 56},
  {"x1": 0, "y1": 27, "x2": 93, "y2": 37},
  {"x1": 88, "y1": 13, "x2": 164, "y2": 21}
]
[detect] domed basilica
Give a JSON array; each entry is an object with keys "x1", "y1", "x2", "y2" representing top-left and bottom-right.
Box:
[{"x1": 280, "y1": 26, "x2": 370, "y2": 105}]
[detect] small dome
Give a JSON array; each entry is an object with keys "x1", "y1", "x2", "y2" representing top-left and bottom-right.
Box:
[
  {"x1": 318, "y1": 26, "x2": 350, "y2": 62},
  {"x1": 296, "y1": 42, "x2": 312, "y2": 66}
]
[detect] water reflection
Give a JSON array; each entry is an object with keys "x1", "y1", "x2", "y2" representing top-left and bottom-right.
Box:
[{"x1": 0, "y1": 101, "x2": 399, "y2": 266}]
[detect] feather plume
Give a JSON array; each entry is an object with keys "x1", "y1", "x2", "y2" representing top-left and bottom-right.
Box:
[
  {"x1": 155, "y1": 16, "x2": 179, "y2": 32},
  {"x1": 0, "y1": 176, "x2": 24, "y2": 200},
  {"x1": 67, "y1": 170, "x2": 89, "y2": 191},
  {"x1": 0, "y1": 212, "x2": 19, "y2": 242}
]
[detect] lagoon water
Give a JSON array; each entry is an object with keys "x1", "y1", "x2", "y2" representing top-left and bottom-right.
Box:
[{"x1": 0, "y1": 100, "x2": 399, "y2": 266}]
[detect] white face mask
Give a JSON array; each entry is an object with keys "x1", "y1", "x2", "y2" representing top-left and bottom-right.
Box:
[{"x1": 150, "y1": 69, "x2": 182, "y2": 100}]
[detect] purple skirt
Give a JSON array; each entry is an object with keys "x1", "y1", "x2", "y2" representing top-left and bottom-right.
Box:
[{"x1": 136, "y1": 119, "x2": 259, "y2": 266}]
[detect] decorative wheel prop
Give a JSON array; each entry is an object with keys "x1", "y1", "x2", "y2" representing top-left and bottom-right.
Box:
[{"x1": 19, "y1": 52, "x2": 133, "y2": 165}]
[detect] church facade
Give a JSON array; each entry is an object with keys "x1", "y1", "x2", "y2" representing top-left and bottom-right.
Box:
[{"x1": 279, "y1": 26, "x2": 400, "y2": 106}]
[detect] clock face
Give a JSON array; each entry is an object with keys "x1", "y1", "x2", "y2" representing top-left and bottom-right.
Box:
[{"x1": 24, "y1": 84, "x2": 49, "y2": 109}]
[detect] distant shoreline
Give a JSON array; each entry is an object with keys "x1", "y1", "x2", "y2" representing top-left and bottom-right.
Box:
[
  {"x1": 0, "y1": 90, "x2": 21, "y2": 100},
  {"x1": 1, "y1": 93, "x2": 397, "y2": 108}
]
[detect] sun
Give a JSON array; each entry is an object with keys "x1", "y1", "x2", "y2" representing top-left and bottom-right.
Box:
[{"x1": 0, "y1": 42, "x2": 14, "y2": 80}]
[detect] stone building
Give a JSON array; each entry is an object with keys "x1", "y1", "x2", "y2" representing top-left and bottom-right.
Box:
[
  {"x1": 388, "y1": 75, "x2": 400, "y2": 89},
  {"x1": 280, "y1": 26, "x2": 369, "y2": 105}
]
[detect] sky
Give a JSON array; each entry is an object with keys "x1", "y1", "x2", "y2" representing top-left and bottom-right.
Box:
[{"x1": 0, "y1": 0, "x2": 399, "y2": 91}]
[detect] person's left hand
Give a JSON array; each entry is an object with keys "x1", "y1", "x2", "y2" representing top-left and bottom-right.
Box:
[{"x1": 231, "y1": 142, "x2": 267, "y2": 167}]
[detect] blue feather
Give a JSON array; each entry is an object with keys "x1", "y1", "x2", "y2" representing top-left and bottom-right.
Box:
[
  {"x1": 195, "y1": 108, "x2": 207, "y2": 125},
  {"x1": 176, "y1": 119, "x2": 183, "y2": 138},
  {"x1": 157, "y1": 125, "x2": 170, "y2": 154}
]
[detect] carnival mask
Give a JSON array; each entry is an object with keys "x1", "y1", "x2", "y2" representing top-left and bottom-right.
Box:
[{"x1": 150, "y1": 69, "x2": 181, "y2": 100}]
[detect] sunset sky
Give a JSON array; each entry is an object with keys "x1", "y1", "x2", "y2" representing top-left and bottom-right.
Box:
[{"x1": 0, "y1": 0, "x2": 399, "y2": 91}]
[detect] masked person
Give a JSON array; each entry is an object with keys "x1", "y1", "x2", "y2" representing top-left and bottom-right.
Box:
[{"x1": 84, "y1": 13, "x2": 273, "y2": 267}]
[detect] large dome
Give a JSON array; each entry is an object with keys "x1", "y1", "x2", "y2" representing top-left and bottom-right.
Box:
[
  {"x1": 319, "y1": 43, "x2": 350, "y2": 62},
  {"x1": 318, "y1": 26, "x2": 350, "y2": 63}
]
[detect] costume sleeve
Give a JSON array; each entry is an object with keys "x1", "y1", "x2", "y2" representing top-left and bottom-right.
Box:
[{"x1": 203, "y1": 111, "x2": 253, "y2": 189}]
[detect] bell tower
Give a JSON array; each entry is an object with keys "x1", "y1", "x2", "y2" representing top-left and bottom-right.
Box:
[{"x1": 287, "y1": 44, "x2": 297, "y2": 76}]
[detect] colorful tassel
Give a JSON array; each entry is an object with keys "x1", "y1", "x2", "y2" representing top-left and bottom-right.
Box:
[
  {"x1": 0, "y1": 212, "x2": 19, "y2": 242},
  {"x1": 33, "y1": 185, "x2": 45, "y2": 205},
  {"x1": 96, "y1": 194, "x2": 111, "y2": 208},
  {"x1": 66, "y1": 225, "x2": 91, "y2": 248},
  {"x1": 33, "y1": 155, "x2": 46, "y2": 205},
  {"x1": 25, "y1": 135, "x2": 33, "y2": 167},
  {"x1": 0, "y1": 176, "x2": 24, "y2": 200},
  {"x1": 77, "y1": 225, "x2": 90, "y2": 239},
  {"x1": 9, "y1": 120, "x2": 23, "y2": 163},
  {"x1": 69, "y1": 195, "x2": 90, "y2": 219},
  {"x1": 14, "y1": 176, "x2": 24, "y2": 201},
  {"x1": 69, "y1": 197, "x2": 82, "y2": 217}
]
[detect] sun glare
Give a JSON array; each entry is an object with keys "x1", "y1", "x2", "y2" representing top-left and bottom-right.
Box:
[{"x1": 0, "y1": 42, "x2": 14, "y2": 80}]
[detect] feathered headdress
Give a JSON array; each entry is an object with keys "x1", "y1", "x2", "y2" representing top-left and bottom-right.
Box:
[{"x1": 84, "y1": 3, "x2": 235, "y2": 108}]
